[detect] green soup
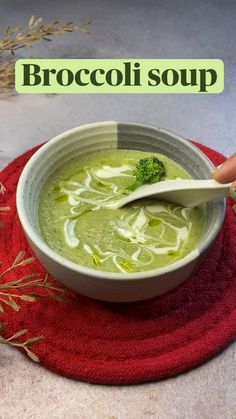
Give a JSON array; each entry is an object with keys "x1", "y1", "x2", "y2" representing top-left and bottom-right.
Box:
[{"x1": 39, "y1": 150, "x2": 204, "y2": 273}]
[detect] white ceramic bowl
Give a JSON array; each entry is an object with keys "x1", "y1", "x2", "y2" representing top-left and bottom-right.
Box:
[{"x1": 16, "y1": 122, "x2": 225, "y2": 302}]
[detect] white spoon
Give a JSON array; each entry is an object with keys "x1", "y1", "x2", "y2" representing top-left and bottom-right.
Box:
[{"x1": 111, "y1": 179, "x2": 232, "y2": 209}]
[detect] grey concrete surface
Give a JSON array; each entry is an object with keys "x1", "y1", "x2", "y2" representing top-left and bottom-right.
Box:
[{"x1": 0, "y1": 1, "x2": 235, "y2": 418}]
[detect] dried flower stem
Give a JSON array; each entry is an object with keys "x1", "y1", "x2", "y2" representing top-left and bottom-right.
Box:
[
  {"x1": 0, "y1": 252, "x2": 66, "y2": 362},
  {"x1": 0, "y1": 251, "x2": 65, "y2": 312},
  {"x1": 0, "y1": 15, "x2": 91, "y2": 92},
  {"x1": 0, "y1": 17, "x2": 90, "y2": 55},
  {"x1": 0, "y1": 207, "x2": 10, "y2": 212},
  {"x1": 0, "y1": 189, "x2": 66, "y2": 364},
  {"x1": 0, "y1": 328, "x2": 44, "y2": 362},
  {"x1": 0, "y1": 203, "x2": 10, "y2": 229},
  {"x1": 0, "y1": 182, "x2": 10, "y2": 229},
  {"x1": 0, "y1": 182, "x2": 6, "y2": 194}
]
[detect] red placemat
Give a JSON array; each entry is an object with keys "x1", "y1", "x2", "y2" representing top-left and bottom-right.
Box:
[{"x1": 0, "y1": 142, "x2": 235, "y2": 385}]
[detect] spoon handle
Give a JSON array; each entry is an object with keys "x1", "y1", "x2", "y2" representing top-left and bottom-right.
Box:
[
  {"x1": 115, "y1": 179, "x2": 233, "y2": 209},
  {"x1": 183, "y1": 180, "x2": 231, "y2": 207},
  {"x1": 150, "y1": 179, "x2": 232, "y2": 207}
]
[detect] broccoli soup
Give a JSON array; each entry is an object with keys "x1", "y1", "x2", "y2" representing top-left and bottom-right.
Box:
[{"x1": 38, "y1": 150, "x2": 204, "y2": 273}]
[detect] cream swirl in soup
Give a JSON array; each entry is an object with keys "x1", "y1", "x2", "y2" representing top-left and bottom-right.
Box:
[{"x1": 39, "y1": 150, "x2": 204, "y2": 273}]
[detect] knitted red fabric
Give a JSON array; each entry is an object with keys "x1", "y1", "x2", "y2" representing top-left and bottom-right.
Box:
[{"x1": 0, "y1": 142, "x2": 235, "y2": 385}]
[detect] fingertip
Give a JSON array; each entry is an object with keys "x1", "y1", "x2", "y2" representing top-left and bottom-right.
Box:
[
  {"x1": 230, "y1": 181, "x2": 236, "y2": 201},
  {"x1": 213, "y1": 168, "x2": 222, "y2": 181},
  {"x1": 214, "y1": 154, "x2": 236, "y2": 183}
]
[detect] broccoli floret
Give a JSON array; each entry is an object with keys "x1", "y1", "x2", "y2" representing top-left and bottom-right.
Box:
[
  {"x1": 126, "y1": 156, "x2": 166, "y2": 192},
  {"x1": 134, "y1": 156, "x2": 166, "y2": 184}
]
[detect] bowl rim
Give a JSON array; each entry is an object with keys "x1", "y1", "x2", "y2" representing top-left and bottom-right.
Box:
[{"x1": 16, "y1": 121, "x2": 226, "y2": 281}]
